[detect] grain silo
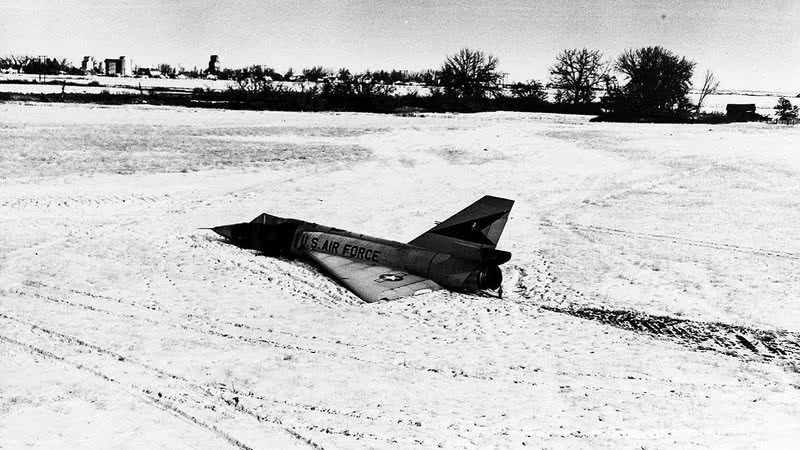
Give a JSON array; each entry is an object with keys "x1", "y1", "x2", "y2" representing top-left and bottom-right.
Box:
[{"x1": 119, "y1": 56, "x2": 130, "y2": 77}]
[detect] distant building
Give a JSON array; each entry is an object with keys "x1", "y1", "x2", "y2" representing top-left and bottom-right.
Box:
[
  {"x1": 135, "y1": 67, "x2": 163, "y2": 78},
  {"x1": 208, "y1": 55, "x2": 220, "y2": 75},
  {"x1": 81, "y1": 56, "x2": 95, "y2": 74},
  {"x1": 726, "y1": 104, "x2": 757, "y2": 122},
  {"x1": 120, "y1": 56, "x2": 130, "y2": 76},
  {"x1": 103, "y1": 56, "x2": 131, "y2": 77},
  {"x1": 103, "y1": 59, "x2": 117, "y2": 75}
]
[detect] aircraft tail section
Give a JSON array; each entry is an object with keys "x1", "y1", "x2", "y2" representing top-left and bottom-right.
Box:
[{"x1": 409, "y1": 195, "x2": 514, "y2": 263}]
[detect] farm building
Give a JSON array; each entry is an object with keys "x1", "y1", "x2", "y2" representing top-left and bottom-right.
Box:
[
  {"x1": 103, "y1": 56, "x2": 131, "y2": 77},
  {"x1": 726, "y1": 103, "x2": 758, "y2": 121}
]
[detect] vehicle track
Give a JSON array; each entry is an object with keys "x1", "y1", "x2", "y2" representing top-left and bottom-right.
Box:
[
  {"x1": 8, "y1": 284, "x2": 536, "y2": 388},
  {"x1": 211, "y1": 383, "x2": 431, "y2": 447},
  {"x1": 29, "y1": 281, "x2": 396, "y2": 354},
  {"x1": 0, "y1": 313, "x2": 317, "y2": 450},
  {"x1": 29, "y1": 280, "x2": 380, "y2": 352},
  {"x1": 8, "y1": 288, "x2": 373, "y2": 364},
  {"x1": 0, "y1": 164, "x2": 322, "y2": 213},
  {"x1": 0, "y1": 192, "x2": 171, "y2": 209},
  {"x1": 0, "y1": 308, "x2": 453, "y2": 447},
  {"x1": 544, "y1": 220, "x2": 800, "y2": 261},
  {"x1": 579, "y1": 162, "x2": 721, "y2": 206},
  {"x1": 510, "y1": 260, "x2": 800, "y2": 370},
  {"x1": 179, "y1": 169, "x2": 332, "y2": 212}
]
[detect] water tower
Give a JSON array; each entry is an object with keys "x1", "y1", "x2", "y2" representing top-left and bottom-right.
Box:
[{"x1": 208, "y1": 55, "x2": 220, "y2": 74}]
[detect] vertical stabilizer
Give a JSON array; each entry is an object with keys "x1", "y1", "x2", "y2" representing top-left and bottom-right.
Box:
[{"x1": 409, "y1": 196, "x2": 514, "y2": 261}]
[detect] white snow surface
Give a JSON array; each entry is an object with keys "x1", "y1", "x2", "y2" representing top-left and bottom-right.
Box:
[{"x1": 1, "y1": 103, "x2": 799, "y2": 449}]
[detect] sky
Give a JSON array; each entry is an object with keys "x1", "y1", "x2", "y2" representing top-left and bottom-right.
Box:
[{"x1": 1, "y1": 0, "x2": 798, "y2": 92}]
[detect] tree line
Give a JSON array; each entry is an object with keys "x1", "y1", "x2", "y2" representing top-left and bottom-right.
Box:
[
  {"x1": 222, "y1": 46, "x2": 723, "y2": 121},
  {"x1": 0, "y1": 55, "x2": 82, "y2": 76},
  {"x1": 3, "y1": 46, "x2": 797, "y2": 122}
]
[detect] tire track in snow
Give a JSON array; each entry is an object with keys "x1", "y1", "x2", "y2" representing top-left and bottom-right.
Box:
[
  {"x1": 509, "y1": 257, "x2": 800, "y2": 370},
  {"x1": 9, "y1": 285, "x2": 534, "y2": 389},
  {"x1": 0, "y1": 312, "x2": 324, "y2": 449},
  {"x1": 0, "y1": 321, "x2": 261, "y2": 450},
  {"x1": 576, "y1": 162, "x2": 721, "y2": 207},
  {"x1": 544, "y1": 220, "x2": 800, "y2": 261},
  {"x1": 9, "y1": 288, "x2": 371, "y2": 363},
  {"x1": 0, "y1": 310, "x2": 433, "y2": 448},
  {"x1": 211, "y1": 383, "x2": 431, "y2": 447},
  {"x1": 552, "y1": 305, "x2": 800, "y2": 361},
  {"x1": 0, "y1": 192, "x2": 170, "y2": 209},
  {"x1": 28, "y1": 279, "x2": 386, "y2": 353},
  {"x1": 0, "y1": 336, "x2": 255, "y2": 450}
]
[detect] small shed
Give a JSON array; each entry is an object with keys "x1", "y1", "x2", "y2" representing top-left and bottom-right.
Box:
[{"x1": 726, "y1": 104, "x2": 757, "y2": 122}]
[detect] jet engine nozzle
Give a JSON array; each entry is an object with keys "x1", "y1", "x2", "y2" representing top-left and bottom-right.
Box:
[{"x1": 477, "y1": 265, "x2": 502, "y2": 290}]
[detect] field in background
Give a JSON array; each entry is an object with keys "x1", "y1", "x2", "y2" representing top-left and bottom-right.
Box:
[
  {"x1": 1, "y1": 103, "x2": 799, "y2": 448},
  {"x1": 1, "y1": 73, "x2": 795, "y2": 114}
]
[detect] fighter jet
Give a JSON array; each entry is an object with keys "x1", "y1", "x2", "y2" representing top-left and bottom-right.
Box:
[{"x1": 210, "y1": 195, "x2": 514, "y2": 303}]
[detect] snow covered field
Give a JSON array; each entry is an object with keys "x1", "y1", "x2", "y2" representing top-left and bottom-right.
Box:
[
  {"x1": 1, "y1": 102, "x2": 799, "y2": 448},
  {"x1": 0, "y1": 73, "x2": 235, "y2": 93}
]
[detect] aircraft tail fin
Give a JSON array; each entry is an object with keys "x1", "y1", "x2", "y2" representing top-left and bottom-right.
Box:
[{"x1": 409, "y1": 195, "x2": 514, "y2": 261}]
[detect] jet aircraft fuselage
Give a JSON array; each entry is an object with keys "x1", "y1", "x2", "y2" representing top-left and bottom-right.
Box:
[{"x1": 212, "y1": 196, "x2": 513, "y2": 302}]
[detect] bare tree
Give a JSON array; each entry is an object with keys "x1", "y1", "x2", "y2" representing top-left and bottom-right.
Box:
[
  {"x1": 510, "y1": 79, "x2": 547, "y2": 103},
  {"x1": 158, "y1": 63, "x2": 175, "y2": 77},
  {"x1": 695, "y1": 69, "x2": 720, "y2": 115},
  {"x1": 232, "y1": 66, "x2": 272, "y2": 95},
  {"x1": 549, "y1": 48, "x2": 609, "y2": 105},
  {"x1": 0, "y1": 54, "x2": 34, "y2": 71},
  {"x1": 439, "y1": 48, "x2": 502, "y2": 99}
]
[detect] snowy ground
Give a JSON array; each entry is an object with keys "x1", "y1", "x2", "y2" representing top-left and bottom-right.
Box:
[
  {"x1": 0, "y1": 73, "x2": 235, "y2": 93},
  {"x1": 1, "y1": 103, "x2": 799, "y2": 449},
  {"x1": 0, "y1": 74, "x2": 427, "y2": 97}
]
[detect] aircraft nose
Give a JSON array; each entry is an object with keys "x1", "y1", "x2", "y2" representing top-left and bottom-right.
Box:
[{"x1": 212, "y1": 225, "x2": 234, "y2": 240}]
